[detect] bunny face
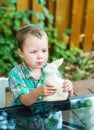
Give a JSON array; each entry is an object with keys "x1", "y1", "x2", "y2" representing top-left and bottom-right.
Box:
[
  {"x1": 44, "y1": 58, "x2": 64, "y2": 74},
  {"x1": 44, "y1": 63, "x2": 57, "y2": 74}
]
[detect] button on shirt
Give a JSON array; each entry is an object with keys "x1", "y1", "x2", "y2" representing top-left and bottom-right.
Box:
[{"x1": 8, "y1": 62, "x2": 46, "y2": 105}]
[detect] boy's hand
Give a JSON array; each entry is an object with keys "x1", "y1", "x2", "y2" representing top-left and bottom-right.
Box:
[
  {"x1": 38, "y1": 84, "x2": 56, "y2": 96},
  {"x1": 63, "y1": 79, "x2": 73, "y2": 96}
]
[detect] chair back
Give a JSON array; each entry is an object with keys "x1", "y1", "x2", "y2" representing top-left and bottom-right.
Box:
[{"x1": 0, "y1": 77, "x2": 8, "y2": 108}]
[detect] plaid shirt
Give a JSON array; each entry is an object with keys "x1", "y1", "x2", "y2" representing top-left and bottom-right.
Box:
[{"x1": 8, "y1": 62, "x2": 46, "y2": 105}]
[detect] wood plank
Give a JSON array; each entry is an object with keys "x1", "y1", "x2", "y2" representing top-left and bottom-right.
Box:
[
  {"x1": 70, "y1": 0, "x2": 85, "y2": 47},
  {"x1": 88, "y1": 86, "x2": 94, "y2": 93},
  {"x1": 55, "y1": 0, "x2": 71, "y2": 38},
  {"x1": 17, "y1": 0, "x2": 30, "y2": 11},
  {"x1": 83, "y1": 0, "x2": 94, "y2": 51},
  {"x1": 73, "y1": 86, "x2": 92, "y2": 96},
  {"x1": 47, "y1": 0, "x2": 55, "y2": 16},
  {"x1": 31, "y1": 0, "x2": 42, "y2": 23}
]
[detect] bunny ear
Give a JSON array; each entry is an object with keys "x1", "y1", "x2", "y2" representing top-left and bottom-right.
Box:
[{"x1": 52, "y1": 58, "x2": 64, "y2": 68}]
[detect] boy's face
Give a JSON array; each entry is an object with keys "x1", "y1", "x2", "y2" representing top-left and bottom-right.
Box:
[{"x1": 18, "y1": 35, "x2": 48, "y2": 70}]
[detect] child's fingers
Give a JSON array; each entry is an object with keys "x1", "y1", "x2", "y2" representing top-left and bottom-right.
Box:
[
  {"x1": 63, "y1": 80, "x2": 73, "y2": 91},
  {"x1": 43, "y1": 84, "x2": 56, "y2": 95}
]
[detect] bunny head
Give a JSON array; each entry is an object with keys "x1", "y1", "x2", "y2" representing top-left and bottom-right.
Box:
[{"x1": 44, "y1": 58, "x2": 64, "y2": 74}]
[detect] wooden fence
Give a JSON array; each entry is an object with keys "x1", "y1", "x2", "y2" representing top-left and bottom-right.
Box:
[{"x1": 17, "y1": 0, "x2": 94, "y2": 52}]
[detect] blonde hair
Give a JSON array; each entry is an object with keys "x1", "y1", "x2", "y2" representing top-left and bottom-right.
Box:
[{"x1": 16, "y1": 24, "x2": 48, "y2": 50}]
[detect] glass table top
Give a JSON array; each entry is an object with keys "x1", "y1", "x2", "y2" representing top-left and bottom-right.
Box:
[{"x1": 0, "y1": 94, "x2": 94, "y2": 130}]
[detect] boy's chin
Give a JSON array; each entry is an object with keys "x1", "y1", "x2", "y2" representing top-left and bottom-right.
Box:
[
  {"x1": 38, "y1": 65, "x2": 44, "y2": 68},
  {"x1": 37, "y1": 63, "x2": 45, "y2": 68}
]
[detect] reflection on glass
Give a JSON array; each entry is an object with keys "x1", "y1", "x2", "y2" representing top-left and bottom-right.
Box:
[
  {"x1": 0, "y1": 100, "x2": 70, "y2": 130},
  {"x1": 63, "y1": 95, "x2": 94, "y2": 129},
  {"x1": 0, "y1": 94, "x2": 94, "y2": 129}
]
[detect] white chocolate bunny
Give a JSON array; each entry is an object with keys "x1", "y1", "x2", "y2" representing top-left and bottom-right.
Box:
[{"x1": 44, "y1": 58, "x2": 68, "y2": 101}]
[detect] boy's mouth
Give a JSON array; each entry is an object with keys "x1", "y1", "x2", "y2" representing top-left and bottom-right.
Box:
[{"x1": 37, "y1": 62, "x2": 44, "y2": 66}]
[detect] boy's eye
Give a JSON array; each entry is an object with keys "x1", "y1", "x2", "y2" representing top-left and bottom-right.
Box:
[
  {"x1": 30, "y1": 51, "x2": 36, "y2": 53},
  {"x1": 42, "y1": 50, "x2": 47, "y2": 52}
]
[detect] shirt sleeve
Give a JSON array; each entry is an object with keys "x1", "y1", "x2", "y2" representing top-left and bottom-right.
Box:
[{"x1": 8, "y1": 69, "x2": 29, "y2": 101}]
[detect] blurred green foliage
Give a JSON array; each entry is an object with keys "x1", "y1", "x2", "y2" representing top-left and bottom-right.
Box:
[
  {"x1": 0, "y1": 0, "x2": 94, "y2": 81},
  {"x1": 0, "y1": 0, "x2": 32, "y2": 75}
]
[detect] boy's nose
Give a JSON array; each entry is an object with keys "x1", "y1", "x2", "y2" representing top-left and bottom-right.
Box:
[{"x1": 37, "y1": 52, "x2": 43, "y2": 58}]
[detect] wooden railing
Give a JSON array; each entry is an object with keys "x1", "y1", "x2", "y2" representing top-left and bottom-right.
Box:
[{"x1": 16, "y1": 0, "x2": 94, "y2": 52}]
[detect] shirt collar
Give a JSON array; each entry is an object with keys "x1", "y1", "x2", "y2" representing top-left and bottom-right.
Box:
[
  {"x1": 21, "y1": 62, "x2": 32, "y2": 79},
  {"x1": 21, "y1": 62, "x2": 46, "y2": 80}
]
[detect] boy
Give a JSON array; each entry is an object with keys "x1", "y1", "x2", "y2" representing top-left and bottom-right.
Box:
[
  {"x1": 9, "y1": 25, "x2": 73, "y2": 130},
  {"x1": 8, "y1": 24, "x2": 73, "y2": 129}
]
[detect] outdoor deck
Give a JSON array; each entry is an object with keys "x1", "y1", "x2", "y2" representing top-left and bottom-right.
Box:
[
  {"x1": 73, "y1": 78, "x2": 94, "y2": 96},
  {"x1": 6, "y1": 79, "x2": 94, "y2": 107}
]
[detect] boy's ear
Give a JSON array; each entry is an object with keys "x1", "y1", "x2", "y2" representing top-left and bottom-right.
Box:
[
  {"x1": 17, "y1": 48, "x2": 24, "y2": 58},
  {"x1": 52, "y1": 58, "x2": 64, "y2": 68}
]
